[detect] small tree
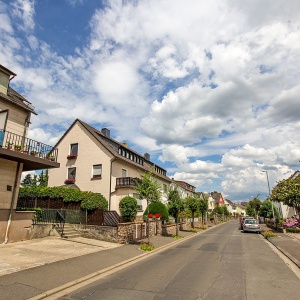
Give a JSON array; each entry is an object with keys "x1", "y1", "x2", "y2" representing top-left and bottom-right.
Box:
[
  {"x1": 245, "y1": 205, "x2": 255, "y2": 217},
  {"x1": 134, "y1": 170, "x2": 161, "y2": 244},
  {"x1": 259, "y1": 199, "x2": 279, "y2": 219},
  {"x1": 119, "y1": 196, "x2": 138, "y2": 222},
  {"x1": 248, "y1": 196, "x2": 261, "y2": 219},
  {"x1": 143, "y1": 201, "x2": 169, "y2": 221},
  {"x1": 168, "y1": 189, "x2": 184, "y2": 236},
  {"x1": 22, "y1": 174, "x2": 32, "y2": 186},
  {"x1": 199, "y1": 193, "x2": 209, "y2": 224},
  {"x1": 185, "y1": 196, "x2": 198, "y2": 228},
  {"x1": 38, "y1": 170, "x2": 49, "y2": 187}
]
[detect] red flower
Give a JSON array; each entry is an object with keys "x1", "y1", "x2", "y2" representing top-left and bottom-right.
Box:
[
  {"x1": 67, "y1": 154, "x2": 78, "y2": 159},
  {"x1": 148, "y1": 214, "x2": 153, "y2": 218},
  {"x1": 155, "y1": 213, "x2": 162, "y2": 218},
  {"x1": 65, "y1": 178, "x2": 75, "y2": 184}
]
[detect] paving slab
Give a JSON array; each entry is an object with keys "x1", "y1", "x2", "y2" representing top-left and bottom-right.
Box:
[{"x1": 0, "y1": 236, "x2": 122, "y2": 276}]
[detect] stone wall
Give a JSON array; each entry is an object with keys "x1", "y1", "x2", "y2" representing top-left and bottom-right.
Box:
[{"x1": 73, "y1": 224, "x2": 118, "y2": 243}]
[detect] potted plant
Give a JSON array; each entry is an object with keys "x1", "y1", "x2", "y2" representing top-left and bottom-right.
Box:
[
  {"x1": 6, "y1": 142, "x2": 13, "y2": 149},
  {"x1": 14, "y1": 145, "x2": 22, "y2": 151},
  {"x1": 30, "y1": 150, "x2": 37, "y2": 156}
]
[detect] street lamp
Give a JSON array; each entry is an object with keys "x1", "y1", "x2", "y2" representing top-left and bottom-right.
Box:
[{"x1": 262, "y1": 170, "x2": 276, "y2": 227}]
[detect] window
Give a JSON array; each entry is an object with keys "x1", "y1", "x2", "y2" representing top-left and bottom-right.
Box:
[
  {"x1": 133, "y1": 193, "x2": 143, "y2": 210},
  {"x1": 65, "y1": 167, "x2": 76, "y2": 183},
  {"x1": 163, "y1": 184, "x2": 167, "y2": 193},
  {"x1": 92, "y1": 164, "x2": 102, "y2": 178},
  {"x1": 70, "y1": 143, "x2": 78, "y2": 155},
  {"x1": 68, "y1": 167, "x2": 76, "y2": 179},
  {"x1": 122, "y1": 169, "x2": 127, "y2": 177}
]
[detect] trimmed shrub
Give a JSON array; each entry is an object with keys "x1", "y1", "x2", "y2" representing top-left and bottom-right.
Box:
[
  {"x1": 119, "y1": 196, "x2": 138, "y2": 222},
  {"x1": 286, "y1": 227, "x2": 300, "y2": 233},
  {"x1": 143, "y1": 201, "x2": 169, "y2": 220}
]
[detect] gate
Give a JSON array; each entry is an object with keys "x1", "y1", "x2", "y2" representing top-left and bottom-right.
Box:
[{"x1": 132, "y1": 222, "x2": 148, "y2": 240}]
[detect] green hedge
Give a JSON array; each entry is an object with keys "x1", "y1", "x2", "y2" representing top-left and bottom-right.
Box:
[
  {"x1": 286, "y1": 227, "x2": 300, "y2": 233},
  {"x1": 18, "y1": 186, "x2": 108, "y2": 210}
]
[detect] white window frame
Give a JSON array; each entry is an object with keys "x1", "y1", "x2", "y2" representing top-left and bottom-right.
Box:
[
  {"x1": 122, "y1": 168, "x2": 127, "y2": 177},
  {"x1": 92, "y1": 164, "x2": 102, "y2": 178}
]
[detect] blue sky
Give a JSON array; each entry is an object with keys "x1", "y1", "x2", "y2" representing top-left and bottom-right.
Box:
[{"x1": 1, "y1": 0, "x2": 300, "y2": 203}]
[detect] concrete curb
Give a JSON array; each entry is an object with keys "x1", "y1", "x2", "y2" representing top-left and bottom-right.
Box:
[
  {"x1": 266, "y1": 237, "x2": 300, "y2": 269},
  {"x1": 29, "y1": 222, "x2": 225, "y2": 300}
]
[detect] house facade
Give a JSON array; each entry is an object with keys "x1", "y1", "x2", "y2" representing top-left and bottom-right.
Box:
[
  {"x1": 47, "y1": 119, "x2": 172, "y2": 215},
  {"x1": 172, "y1": 180, "x2": 197, "y2": 200},
  {"x1": 0, "y1": 64, "x2": 59, "y2": 243}
]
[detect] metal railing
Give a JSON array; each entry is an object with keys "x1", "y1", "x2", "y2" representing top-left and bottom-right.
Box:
[
  {"x1": 116, "y1": 177, "x2": 141, "y2": 188},
  {"x1": 0, "y1": 129, "x2": 58, "y2": 161}
]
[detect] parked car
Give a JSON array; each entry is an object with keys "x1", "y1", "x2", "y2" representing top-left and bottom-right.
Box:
[
  {"x1": 239, "y1": 216, "x2": 254, "y2": 230},
  {"x1": 242, "y1": 219, "x2": 261, "y2": 233}
]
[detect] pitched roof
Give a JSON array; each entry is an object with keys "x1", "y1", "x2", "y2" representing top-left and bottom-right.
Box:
[
  {"x1": 56, "y1": 119, "x2": 172, "y2": 183},
  {"x1": 174, "y1": 180, "x2": 196, "y2": 192},
  {"x1": 0, "y1": 64, "x2": 37, "y2": 115}
]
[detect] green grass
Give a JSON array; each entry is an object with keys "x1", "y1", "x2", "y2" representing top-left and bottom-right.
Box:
[{"x1": 139, "y1": 243, "x2": 155, "y2": 251}]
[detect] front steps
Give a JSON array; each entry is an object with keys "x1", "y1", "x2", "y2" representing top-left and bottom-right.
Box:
[{"x1": 56, "y1": 223, "x2": 81, "y2": 239}]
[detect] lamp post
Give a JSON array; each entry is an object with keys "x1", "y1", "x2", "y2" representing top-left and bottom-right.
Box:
[{"x1": 262, "y1": 170, "x2": 276, "y2": 227}]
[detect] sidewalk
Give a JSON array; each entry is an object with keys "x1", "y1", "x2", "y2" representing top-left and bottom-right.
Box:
[
  {"x1": 0, "y1": 230, "x2": 197, "y2": 300},
  {"x1": 261, "y1": 224, "x2": 300, "y2": 268}
]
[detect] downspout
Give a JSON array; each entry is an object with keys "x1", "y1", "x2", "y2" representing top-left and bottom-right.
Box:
[
  {"x1": 3, "y1": 162, "x2": 21, "y2": 244},
  {"x1": 109, "y1": 158, "x2": 116, "y2": 211}
]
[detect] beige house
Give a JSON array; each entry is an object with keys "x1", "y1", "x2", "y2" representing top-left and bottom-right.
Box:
[
  {"x1": 173, "y1": 180, "x2": 197, "y2": 200},
  {"x1": 0, "y1": 64, "x2": 59, "y2": 243},
  {"x1": 48, "y1": 119, "x2": 172, "y2": 215}
]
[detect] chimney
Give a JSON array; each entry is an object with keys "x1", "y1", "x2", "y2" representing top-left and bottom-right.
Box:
[
  {"x1": 0, "y1": 64, "x2": 16, "y2": 95},
  {"x1": 101, "y1": 128, "x2": 110, "y2": 138},
  {"x1": 144, "y1": 153, "x2": 150, "y2": 161},
  {"x1": 122, "y1": 141, "x2": 128, "y2": 148}
]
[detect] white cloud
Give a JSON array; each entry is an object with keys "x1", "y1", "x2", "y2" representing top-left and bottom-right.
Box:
[
  {"x1": 11, "y1": 0, "x2": 35, "y2": 31},
  {"x1": 1, "y1": 0, "x2": 300, "y2": 201}
]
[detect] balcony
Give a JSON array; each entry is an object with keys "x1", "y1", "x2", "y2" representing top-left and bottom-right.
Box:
[
  {"x1": 0, "y1": 129, "x2": 60, "y2": 171},
  {"x1": 116, "y1": 177, "x2": 141, "y2": 189}
]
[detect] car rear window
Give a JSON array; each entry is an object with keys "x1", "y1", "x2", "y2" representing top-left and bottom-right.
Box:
[{"x1": 245, "y1": 220, "x2": 257, "y2": 224}]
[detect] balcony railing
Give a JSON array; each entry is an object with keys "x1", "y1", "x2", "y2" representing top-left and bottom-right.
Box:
[
  {"x1": 116, "y1": 177, "x2": 141, "y2": 188},
  {"x1": 0, "y1": 129, "x2": 58, "y2": 161}
]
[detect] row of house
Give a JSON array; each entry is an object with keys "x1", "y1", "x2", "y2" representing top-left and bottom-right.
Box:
[{"x1": 0, "y1": 63, "x2": 235, "y2": 243}]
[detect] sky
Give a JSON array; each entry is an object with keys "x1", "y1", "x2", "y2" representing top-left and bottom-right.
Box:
[{"x1": 1, "y1": 0, "x2": 300, "y2": 203}]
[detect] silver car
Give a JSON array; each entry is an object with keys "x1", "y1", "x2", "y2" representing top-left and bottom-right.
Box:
[{"x1": 242, "y1": 219, "x2": 261, "y2": 233}]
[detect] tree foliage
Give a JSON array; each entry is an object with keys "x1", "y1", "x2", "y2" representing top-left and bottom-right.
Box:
[
  {"x1": 22, "y1": 174, "x2": 32, "y2": 186},
  {"x1": 185, "y1": 196, "x2": 199, "y2": 228},
  {"x1": 168, "y1": 189, "x2": 184, "y2": 236},
  {"x1": 119, "y1": 196, "x2": 138, "y2": 222},
  {"x1": 247, "y1": 196, "x2": 261, "y2": 218},
  {"x1": 134, "y1": 170, "x2": 161, "y2": 204},
  {"x1": 270, "y1": 175, "x2": 300, "y2": 214},
  {"x1": 18, "y1": 186, "x2": 108, "y2": 210},
  {"x1": 259, "y1": 200, "x2": 279, "y2": 218},
  {"x1": 199, "y1": 193, "x2": 209, "y2": 224}
]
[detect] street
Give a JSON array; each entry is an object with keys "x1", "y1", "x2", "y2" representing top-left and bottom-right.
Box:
[{"x1": 56, "y1": 221, "x2": 300, "y2": 300}]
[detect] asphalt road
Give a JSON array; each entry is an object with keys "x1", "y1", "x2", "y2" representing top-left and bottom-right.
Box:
[{"x1": 58, "y1": 221, "x2": 300, "y2": 300}]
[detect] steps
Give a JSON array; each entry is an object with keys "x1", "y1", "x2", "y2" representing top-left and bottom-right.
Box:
[{"x1": 57, "y1": 224, "x2": 81, "y2": 239}]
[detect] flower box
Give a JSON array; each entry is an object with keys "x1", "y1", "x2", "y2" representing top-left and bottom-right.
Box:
[
  {"x1": 64, "y1": 178, "x2": 75, "y2": 184},
  {"x1": 67, "y1": 154, "x2": 78, "y2": 159}
]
